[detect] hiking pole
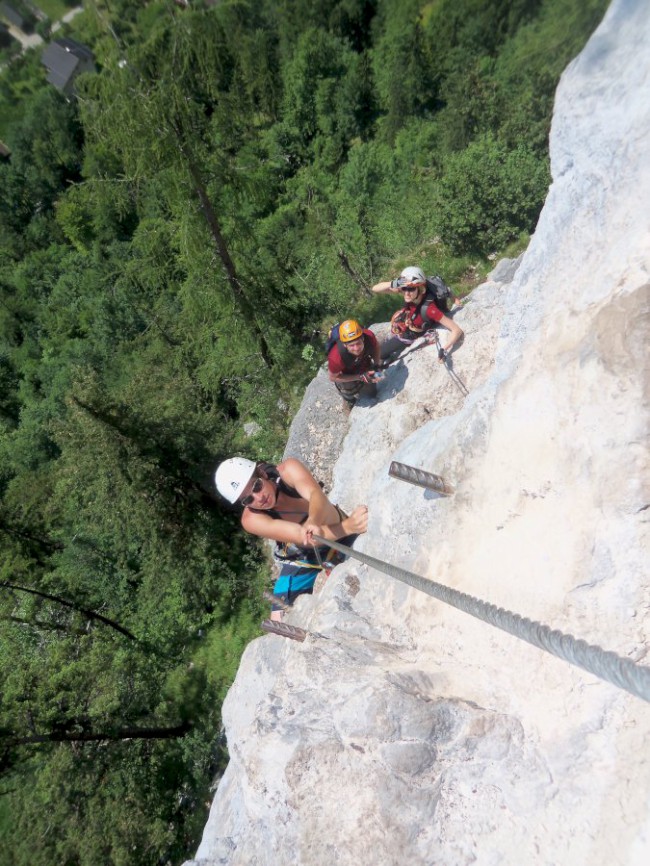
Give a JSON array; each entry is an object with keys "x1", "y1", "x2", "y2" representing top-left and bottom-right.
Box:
[
  {"x1": 445, "y1": 364, "x2": 469, "y2": 396},
  {"x1": 433, "y1": 332, "x2": 469, "y2": 396}
]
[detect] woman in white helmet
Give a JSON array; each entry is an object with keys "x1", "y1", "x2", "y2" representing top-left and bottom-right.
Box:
[
  {"x1": 372, "y1": 265, "x2": 463, "y2": 362},
  {"x1": 215, "y1": 456, "x2": 368, "y2": 619}
]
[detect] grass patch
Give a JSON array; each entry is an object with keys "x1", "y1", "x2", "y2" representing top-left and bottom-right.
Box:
[{"x1": 35, "y1": 0, "x2": 76, "y2": 21}]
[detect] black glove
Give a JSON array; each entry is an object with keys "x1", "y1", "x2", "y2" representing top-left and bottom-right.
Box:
[{"x1": 438, "y1": 348, "x2": 447, "y2": 361}]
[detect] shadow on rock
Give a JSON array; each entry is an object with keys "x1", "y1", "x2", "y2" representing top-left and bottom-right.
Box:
[{"x1": 375, "y1": 358, "x2": 409, "y2": 401}]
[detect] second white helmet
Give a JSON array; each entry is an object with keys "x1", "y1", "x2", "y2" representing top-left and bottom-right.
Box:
[
  {"x1": 400, "y1": 266, "x2": 426, "y2": 287},
  {"x1": 215, "y1": 457, "x2": 257, "y2": 504}
]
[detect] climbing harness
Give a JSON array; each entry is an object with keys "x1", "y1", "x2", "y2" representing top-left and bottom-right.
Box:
[{"x1": 311, "y1": 535, "x2": 650, "y2": 704}]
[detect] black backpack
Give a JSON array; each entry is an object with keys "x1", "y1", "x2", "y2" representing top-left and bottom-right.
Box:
[{"x1": 423, "y1": 275, "x2": 453, "y2": 314}]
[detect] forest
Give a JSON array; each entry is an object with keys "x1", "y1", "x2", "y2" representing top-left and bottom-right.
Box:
[{"x1": 0, "y1": 1, "x2": 608, "y2": 863}]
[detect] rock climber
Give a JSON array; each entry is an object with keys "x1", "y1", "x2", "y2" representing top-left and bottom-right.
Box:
[
  {"x1": 371, "y1": 266, "x2": 464, "y2": 362},
  {"x1": 215, "y1": 456, "x2": 368, "y2": 620},
  {"x1": 326, "y1": 319, "x2": 384, "y2": 408}
]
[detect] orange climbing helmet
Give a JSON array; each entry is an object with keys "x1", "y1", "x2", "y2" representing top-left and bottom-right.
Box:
[{"x1": 339, "y1": 319, "x2": 364, "y2": 343}]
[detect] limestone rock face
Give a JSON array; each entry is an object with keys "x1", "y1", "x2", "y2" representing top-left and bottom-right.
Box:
[
  {"x1": 283, "y1": 367, "x2": 346, "y2": 492},
  {"x1": 186, "y1": 2, "x2": 650, "y2": 864}
]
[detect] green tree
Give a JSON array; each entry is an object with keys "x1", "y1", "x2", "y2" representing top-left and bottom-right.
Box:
[
  {"x1": 0, "y1": 1, "x2": 611, "y2": 863},
  {"x1": 79, "y1": 9, "x2": 274, "y2": 366},
  {"x1": 371, "y1": 0, "x2": 436, "y2": 142},
  {"x1": 433, "y1": 134, "x2": 550, "y2": 253}
]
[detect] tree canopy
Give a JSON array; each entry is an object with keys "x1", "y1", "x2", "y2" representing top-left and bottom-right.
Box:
[{"x1": 0, "y1": 0, "x2": 609, "y2": 863}]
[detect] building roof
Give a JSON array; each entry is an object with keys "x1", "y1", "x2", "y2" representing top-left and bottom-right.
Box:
[
  {"x1": 54, "y1": 36, "x2": 95, "y2": 63},
  {"x1": 41, "y1": 38, "x2": 95, "y2": 92}
]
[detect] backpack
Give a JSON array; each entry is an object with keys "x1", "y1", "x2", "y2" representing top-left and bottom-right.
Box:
[
  {"x1": 423, "y1": 275, "x2": 453, "y2": 314},
  {"x1": 325, "y1": 323, "x2": 342, "y2": 356},
  {"x1": 392, "y1": 275, "x2": 453, "y2": 336}
]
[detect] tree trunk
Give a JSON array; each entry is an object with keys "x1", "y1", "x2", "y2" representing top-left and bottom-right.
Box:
[
  {"x1": 0, "y1": 516, "x2": 64, "y2": 555},
  {"x1": 173, "y1": 125, "x2": 274, "y2": 368},
  {"x1": 0, "y1": 582, "x2": 136, "y2": 641},
  {"x1": 337, "y1": 248, "x2": 372, "y2": 296},
  {"x1": 70, "y1": 396, "x2": 218, "y2": 509},
  {"x1": 5, "y1": 721, "x2": 192, "y2": 746}
]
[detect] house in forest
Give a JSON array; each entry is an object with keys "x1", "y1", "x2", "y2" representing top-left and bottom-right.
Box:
[
  {"x1": 0, "y1": 1, "x2": 32, "y2": 32},
  {"x1": 41, "y1": 37, "x2": 96, "y2": 96}
]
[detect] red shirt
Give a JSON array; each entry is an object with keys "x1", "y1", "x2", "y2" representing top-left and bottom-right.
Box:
[
  {"x1": 328, "y1": 329, "x2": 378, "y2": 375},
  {"x1": 403, "y1": 299, "x2": 443, "y2": 331}
]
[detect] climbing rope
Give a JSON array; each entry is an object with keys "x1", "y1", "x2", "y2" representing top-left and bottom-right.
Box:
[{"x1": 312, "y1": 535, "x2": 650, "y2": 704}]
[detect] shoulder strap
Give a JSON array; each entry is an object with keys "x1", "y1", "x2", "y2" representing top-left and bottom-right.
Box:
[
  {"x1": 419, "y1": 296, "x2": 437, "y2": 323},
  {"x1": 335, "y1": 340, "x2": 354, "y2": 366}
]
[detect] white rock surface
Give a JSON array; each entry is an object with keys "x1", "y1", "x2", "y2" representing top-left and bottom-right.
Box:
[{"x1": 186, "y1": 2, "x2": 650, "y2": 864}]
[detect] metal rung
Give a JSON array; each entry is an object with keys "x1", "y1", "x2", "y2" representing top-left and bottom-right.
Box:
[
  {"x1": 388, "y1": 461, "x2": 454, "y2": 495},
  {"x1": 261, "y1": 620, "x2": 307, "y2": 642}
]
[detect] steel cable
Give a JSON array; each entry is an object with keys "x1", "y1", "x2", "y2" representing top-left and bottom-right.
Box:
[{"x1": 312, "y1": 535, "x2": 650, "y2": 704}]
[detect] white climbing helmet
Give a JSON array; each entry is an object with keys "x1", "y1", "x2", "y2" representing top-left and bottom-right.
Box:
[
  {"x1": 215, "y1": 457, "x2": 257, "y2": 504},
  {"x1": 400, "y1": 266, "x2": 426, "y2": 287}
]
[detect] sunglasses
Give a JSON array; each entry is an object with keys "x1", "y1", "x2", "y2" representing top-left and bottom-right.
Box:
[
  {"x1": 400, "y1": 282, "x2": 424, "y2": 292},
  {"x1": 240, "y1": 476, "x2": 264, "y2": 507}
]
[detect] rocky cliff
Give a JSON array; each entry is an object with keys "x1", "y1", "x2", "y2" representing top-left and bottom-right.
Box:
[{"x1": 185, "y1": 1, "x2": 650, "y2": 863}]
